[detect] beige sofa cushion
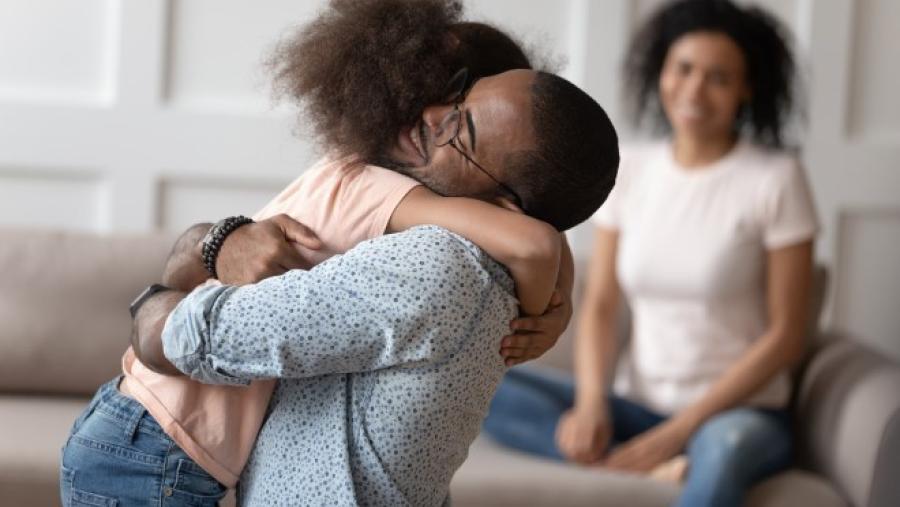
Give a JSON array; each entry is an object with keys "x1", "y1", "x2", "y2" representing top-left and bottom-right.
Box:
[
  {"x1": 0, "y1": 228, "x2": 173, "y2": 396},
  {"x1": 452, "y1": 436, "x2": 846, "y2": 507},
  {"x1": 0, "y1": 395, "x2": 88, "y2": 506}
]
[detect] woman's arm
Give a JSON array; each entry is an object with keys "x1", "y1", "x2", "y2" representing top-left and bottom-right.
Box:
[
  {"x1": 388, "y1": 186, "x2": 561, "y2": 316},
  {"x1": 555, "y1": 227, "x2": 621, "y2": 464},
  {"x1": 677, "y1": 241, "x2": 812, "y2": 427},
  {"x1": 604, "y1": 241, "x2": 813, "y2": 472}
]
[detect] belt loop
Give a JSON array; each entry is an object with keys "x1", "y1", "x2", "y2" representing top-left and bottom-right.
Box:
[{"x1": 123, "y1": 404, "x2": 144, "y2": 442}]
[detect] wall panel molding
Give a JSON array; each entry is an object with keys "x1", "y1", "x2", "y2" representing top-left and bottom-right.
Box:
[
  {"x1": 0, "y1": 167, "x2": 105, "y2": 232},
  {"x1": 158, "y1": 176, "x2": 289, "y2": 231},
  {"x1": 845, "y1": 0, "x2": 900, "y2": 143},
  {"x1": 834, "y1": 207, "x2": 900, "y2": 361},
  {"x1": 0, "y1": 0, "x2": 118, "y2": 106}
]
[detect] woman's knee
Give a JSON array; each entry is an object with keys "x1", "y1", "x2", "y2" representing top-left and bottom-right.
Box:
[{"x1": 687, "y1": 408, "x2": 791, "y2": 469}]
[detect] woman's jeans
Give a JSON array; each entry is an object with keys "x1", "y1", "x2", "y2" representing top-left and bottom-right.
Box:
[
  {"x1": 60, "y1": 377, "x2": 227, "y2": 506},
  {"x1": 483, "y1": 367, "x2": 793, "y2": 507}
]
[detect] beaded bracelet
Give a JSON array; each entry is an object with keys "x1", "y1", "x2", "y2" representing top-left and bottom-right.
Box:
[{"x1": 201, "y1": 215, "x2": 254, "y2": 278}]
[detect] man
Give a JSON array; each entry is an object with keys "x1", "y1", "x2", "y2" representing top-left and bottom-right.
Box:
[{"x1": 133, "y1": 69, "x2": 618, "y2": 505}]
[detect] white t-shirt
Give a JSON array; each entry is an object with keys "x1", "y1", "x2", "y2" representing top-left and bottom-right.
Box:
[{"x1": 592, "y1": 140, "x2": 818, "y2": 414}]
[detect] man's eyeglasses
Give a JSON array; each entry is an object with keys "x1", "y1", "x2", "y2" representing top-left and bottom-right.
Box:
[{"x1": 434, "y1": 69, "x2": 523, "y2": 209}]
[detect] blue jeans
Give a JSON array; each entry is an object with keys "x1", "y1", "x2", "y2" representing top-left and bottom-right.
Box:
[
  {"x1": 60, "y1": 377, "x2": 227, "y2": 507},
  {"x1": 483, "y1": 367, "x2": 793, "y2": 507}
]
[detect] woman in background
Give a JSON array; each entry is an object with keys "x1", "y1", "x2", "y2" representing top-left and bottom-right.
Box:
[{"x1": 483, "y1": 1, "x2": 818, "y2": 505}]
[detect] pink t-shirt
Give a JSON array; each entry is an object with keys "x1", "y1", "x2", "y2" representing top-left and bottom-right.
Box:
[{"x1": 121, "y1": 157, "x2": 420, "y2": 486}]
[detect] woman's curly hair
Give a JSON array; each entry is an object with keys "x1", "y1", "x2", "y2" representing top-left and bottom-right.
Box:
[
  {"x1": 624, "y1": 0, "x2": 800, "y2": 147},
  {"x1": 268, "y1": 0, "x2": 531, "y2": 161}
]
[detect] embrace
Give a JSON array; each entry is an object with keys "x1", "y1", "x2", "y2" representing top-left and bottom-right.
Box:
[{"x1": 59, "y1": 1, "x2": 619, "y2": 505}]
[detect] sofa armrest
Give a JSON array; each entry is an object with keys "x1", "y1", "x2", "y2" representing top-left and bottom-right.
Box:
[{"x1": 794, "y1": 335, "x2": 900, "y2": 507}]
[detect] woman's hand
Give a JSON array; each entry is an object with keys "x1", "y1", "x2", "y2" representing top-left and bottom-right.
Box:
[
  {"x1": 500, "y1": 289, "x2": 572, "y2": 366},
  {"x1": 603, "y1": 418, "x2": 693, "y2": 473},
  {"x1": 215, "y1": 214, "x2": 323, "y2": 285},
  {"x1": 555, "y1": 404, "x2": 612, "y2": 465}
]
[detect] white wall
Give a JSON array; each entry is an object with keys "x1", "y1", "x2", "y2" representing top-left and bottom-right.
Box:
[{"x1": 0, "y1": 0, "x2": 898, "y2": 359}]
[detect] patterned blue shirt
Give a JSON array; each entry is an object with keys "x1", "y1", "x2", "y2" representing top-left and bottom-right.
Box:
[{"x1": 162, "y1": 226, "x2": 517, "y2": 506}]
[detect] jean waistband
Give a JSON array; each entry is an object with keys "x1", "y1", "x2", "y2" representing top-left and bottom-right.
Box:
[{"x1": 88, "y1": 376, "x2": 165, "y2": 437}]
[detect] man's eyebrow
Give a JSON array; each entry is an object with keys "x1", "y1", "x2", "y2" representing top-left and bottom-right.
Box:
[{"x1": 465, "y1": 109, "x2": 476, "y2": 153}]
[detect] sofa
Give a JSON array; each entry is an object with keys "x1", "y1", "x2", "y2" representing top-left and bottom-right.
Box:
[{"x1": 1, "y1": 227, "x2": 898, "y2": 506}]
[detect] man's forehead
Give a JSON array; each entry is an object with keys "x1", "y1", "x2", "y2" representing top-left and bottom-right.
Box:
[
  {"x1": 468, "y1": 70, "x2": 535, "y2": 125},
  {"x1": 468, "y1": 70, "x2": 536, "y2": 160},
  {"x1": 474, "y1": 69, "x2": 535, "y2": 97}
]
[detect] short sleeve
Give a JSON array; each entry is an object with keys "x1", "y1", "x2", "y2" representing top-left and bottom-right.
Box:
[
  {"x1": 252, "y1": 157, "x2": 420, "y2": 261},
  {"x1": 762, "y1": 160, "x2": 819, "y2": 249}
]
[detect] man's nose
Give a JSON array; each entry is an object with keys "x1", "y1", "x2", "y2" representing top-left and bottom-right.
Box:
[
  {"x1": 422, "y1": 103, "x2": 454, "y2": 129},
  {"x1": 421, "y1": 104, "x2": 456, "y2": 144}
]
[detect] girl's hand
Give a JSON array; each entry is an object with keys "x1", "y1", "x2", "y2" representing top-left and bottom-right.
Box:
[{"x1": 500, "y1": 289, "x2": 572, "y2": 366}]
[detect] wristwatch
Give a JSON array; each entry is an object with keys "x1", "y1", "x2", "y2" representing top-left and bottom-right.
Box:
[{"x1": 129, "y1": 283, "x2": 172, "y2": 318}]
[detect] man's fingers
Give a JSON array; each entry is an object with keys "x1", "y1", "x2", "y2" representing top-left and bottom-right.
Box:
[{"x1": 274, "y1": 214, "x2": 323, "y2": 250}]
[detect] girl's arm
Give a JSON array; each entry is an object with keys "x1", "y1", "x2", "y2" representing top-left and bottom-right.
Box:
[
  {"x1": 388, "y1": 186, "x2": 561, "y2": 316},
  {"x1": 500, "y1": 238, "x2": 573, "y2": 366}
]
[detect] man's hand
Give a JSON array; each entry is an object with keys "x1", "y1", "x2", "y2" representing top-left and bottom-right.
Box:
[
  {"x1": 499, "y1": 289, "x2": 572, "y2": 366},
  {"x1": 603, "y1": 418, "x2": 693, "y2": 473},
  {"x1": 555, "y1": 405, "x2": 612, "y2": 465},
  {"x1": 215, "y1": 214, "x2": 323, "y2": 285}
]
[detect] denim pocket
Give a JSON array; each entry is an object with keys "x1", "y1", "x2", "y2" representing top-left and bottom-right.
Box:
[
  {"x1": 70, "y1": 488, "x2": 118, "y2": 506},
  {"x1": 60, "y1": 465, "x2": 119, "y2": 507},
  {"x1": 173, "y1": 459, "x2": 227, "y2": 498}
]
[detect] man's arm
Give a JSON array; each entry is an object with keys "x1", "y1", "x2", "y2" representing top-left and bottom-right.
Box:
[
  {"x1": 130, "y1": 290, "x2": 187, "y2": 376},
  {"x1": 130, "y1": 223, "x2": 207, "y2": 374},
  {"x1": 162, "y1": 227, "x2": 503, "y2": 384},
  {"x1": 132, "y1": 216, "x2": 323, "y2": 374},
  {"x1": 161, "y1": 223, "x2": 211, "y2": 290}
]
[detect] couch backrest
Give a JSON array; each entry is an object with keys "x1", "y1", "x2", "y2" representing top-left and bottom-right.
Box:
[{"x1": 0, "y1": 228, "x2": 174, "y2": 396}]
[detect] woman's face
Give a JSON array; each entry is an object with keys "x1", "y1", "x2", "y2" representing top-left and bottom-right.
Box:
[{"x1": 659, "y1": 31, "x2": 750, "y2": 141}]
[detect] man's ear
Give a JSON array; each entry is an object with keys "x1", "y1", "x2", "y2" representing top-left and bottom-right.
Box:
[{"x1": 494, "y1": 195, "x2": 523, "y2": 214}]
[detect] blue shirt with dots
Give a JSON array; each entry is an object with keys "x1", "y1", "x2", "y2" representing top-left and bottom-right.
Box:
[{"x1": 163, "y1": 226, "x2": 518, "y2": 506}]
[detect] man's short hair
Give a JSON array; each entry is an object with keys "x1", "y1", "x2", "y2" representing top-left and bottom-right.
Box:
[{"x1": 504, "y1": 72, "x2": 619, "y2": 231}]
